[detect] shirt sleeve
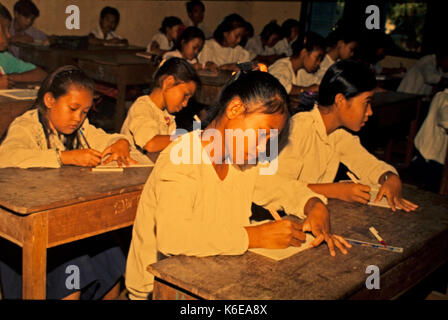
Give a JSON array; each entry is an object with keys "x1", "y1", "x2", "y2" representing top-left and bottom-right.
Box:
[
  {"x1": 254, "y1": 172, "x2": 327, "y2": 219},
  {"x1": 0, "y1": 121, "x2": 60, "y2": 168},
  {"x1": 1, "y1": 52, "x2": 36, "y2": 74},
  {"x1": 82, "y1": 119, "x2": 131, "y2": 152},
  {"x1": 154, "y1": 155, "x2": 249, "y2": 257},
  {"x1": 125, "y1": 105, "x2": 164, "y2": 149},
  {"x1": 269, "y1": 62, "x2": 292, "y2": 93},
  {"x1": 421, "y1": 56, "x2": 442, "y2": 85},
  {"x1": 337, "y1": 130, "x2": 398, "y2": 185}
]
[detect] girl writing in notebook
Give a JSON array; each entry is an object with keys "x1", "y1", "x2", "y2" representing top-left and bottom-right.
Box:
[
  {"x1": 163, "y1": 26, "x2": 205, "y2": 70},
  {"x1": 125, "y1": 71, "x2": 351, "y2": 300},
  {"x1": 0, "y1": 65, "x2": 135, "y2": 168},
  {"x1": 121, "y1": 57, "x2": 200, "y2": 153},
  {"x1": 0, "y1": 65, "x2": 131, "y2": 299},
  {"x1": 148, "y1": 16, "x2": 184, "y2": 56},
  {"x1": 275, "y1": 60, "x2": 418, "y2": 212}
]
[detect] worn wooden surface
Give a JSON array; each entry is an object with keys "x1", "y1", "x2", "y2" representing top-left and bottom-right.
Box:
[
  {"x1": 0, "y1": 166, "x2": 152, "y2": 214},
  {"x1": 197, "y1": 71, "x2": 232, "y2": 106},
  {"x1": 149, "y1": 185, "x2": 448, "y2": 300},
  {"x1": 0, "y1": 96, "x2": 35, "y2": 139}
]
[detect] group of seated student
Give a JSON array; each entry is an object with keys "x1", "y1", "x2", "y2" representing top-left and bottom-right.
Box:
[
  {"x1": 88, "y1": 6, "x2": 128, "y2": 46},
  {"x1": 0, "y1": 54, "x2": 418, "y2": 299},
  {"x1": 0, "y1": 3, "x2": 46, "y2": 88}
]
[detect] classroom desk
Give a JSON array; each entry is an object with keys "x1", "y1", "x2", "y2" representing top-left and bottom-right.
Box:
[
  {"x1": 197, "y1": 71, "x2": 232, "y2": 106},
  {"x1": 76, "y1": 53, "x2": 157, "y2": 132},
  {"x1": 149, "y1": 185, "x2": 448, "y2": 300},
  {"x1": 0, "y1": 95, "x2": 35, "y2": 139},
  {"x1": 13, "y1": 41, "x2": 146, "y2": 72},
  {"x1": 0, "y1": 166, "x2": 152, "y2": 299}
]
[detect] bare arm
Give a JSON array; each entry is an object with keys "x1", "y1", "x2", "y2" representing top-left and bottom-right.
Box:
[
  {"x1": 8, "y1": 67, "x2": 47, "y2": 83},
  {"x1": 143, "y1": 135, "x2": 173, "y2": 152}
]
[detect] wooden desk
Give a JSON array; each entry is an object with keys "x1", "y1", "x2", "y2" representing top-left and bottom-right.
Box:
[
  {"x1": 0, "y1": 166, "x2": 152, "y2": 299},
  {"x1": 362, "y1": 91, "x2": 423, "y2": 167},
  {"x1": 77, "y1": 53, "x2": 157, "y2": 132},
  {"x1": 0, "y1": 96, "x2": 35, "y2": 139},
  {"x1": 14, "y1": 41, "x2": 145, "y2": 72},
  {"x1": 197, "y1": 71, "x2": 232, "y2": 106},
  {"x1": 149, "y1": 185, "x2": 448, "y2": 300}
]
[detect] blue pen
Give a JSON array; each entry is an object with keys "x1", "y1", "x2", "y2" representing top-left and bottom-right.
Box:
[{"x1": 345, "y1": 238, "x2": 403, "y2": 253}]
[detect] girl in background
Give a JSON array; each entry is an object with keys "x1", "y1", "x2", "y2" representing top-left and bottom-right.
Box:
[
  {"x1": 148, "y1": 16, "x2": 184, "y2": 56},
  {"x1": 163, "y1": 26, "x2": 205, "y2": 70}
]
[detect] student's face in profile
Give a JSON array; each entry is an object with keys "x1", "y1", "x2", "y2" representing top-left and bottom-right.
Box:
[
  {"x1": 162, "y1": 77, "x2": 196, "y2": 114},
  {"x1": 14, "y1": 13, "x2": 35, "y2": 31},
  {"x1": 44, "y1": 85, "x2": 93, "y2": 135},
  {"x1": 223, "y1": 27, "x2": 245, "y2": 48},
  {"x1": 289, "y1": 26, "x2": 300, "y2": 42},
  {"x1": 182, "y1": 37, "x2": 204, "y2": 61},
  {"x1": 167, "y1": 24, "x2": 182, "y2": 41},
  {"x1": 303, "y1": 48, "x2": 325, "y2": 73},
  {"x1": 338, "y1": 91, "x2": 374, "y2": 132},
  {"x1": 339, "y1": 41, "x2": 358, "y2": 60},
  {"x1": 100, "y1": 14, "x2": 118, "y2": 34},
  {"x1": 189, "y1": 5, "x2": 204, "y2": 25},
  {"x1": 0, "y1": 19, "x2": 11, "y2": 51},
  {"x1": 265, "y1": 33, "x2": 281, "y2": 48},
  {"x1": 224, "y1": 99, "x2": 287, "y2": 163}
]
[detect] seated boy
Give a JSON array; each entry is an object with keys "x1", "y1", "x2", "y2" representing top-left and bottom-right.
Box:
[
  {"x1": 8, "y1": 0, "x2": 48, "y2": 57},
  {"x1": 88, "y1": 6, "x2": 128, "y2": 46}
]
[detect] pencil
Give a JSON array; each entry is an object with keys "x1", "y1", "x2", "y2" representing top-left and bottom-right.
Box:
[
  {"x1": 345, "y1": 238, "x2": 402, "y2": 253},
  {"x1": 346, "y1": 171, "x2": 360, "y2": 184},
  {"x1": 268, "y1": 208, "x2": 282, "y2": 221},
  {"x1": 193, "y1": 115, "x2": 201, "y2": 123},
  {"x1": 79, "y1": 127, "x2": 91, "y2": 149},
  {"x1": 369, "y1": 226, "x2": 388, "y2": 247}
]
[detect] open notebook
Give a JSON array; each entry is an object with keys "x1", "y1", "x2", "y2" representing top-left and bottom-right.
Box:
[
  {"x1": 90, "y1": 150, "x2": 154, "y2": 172},
  {"x1": 0, "y1": 89, "x2": 38, "y2": 100},
  {"x1": 248, "y1": 220, "x2": 315, "y2": 261}
]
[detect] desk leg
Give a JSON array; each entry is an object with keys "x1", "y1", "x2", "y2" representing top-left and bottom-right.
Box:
[
  {"x1": 22, "y1": 214, "x2": 48, "y2": 299},
  {"x1": 115, "y1": 80, "x2": 127, "y2": 132}
]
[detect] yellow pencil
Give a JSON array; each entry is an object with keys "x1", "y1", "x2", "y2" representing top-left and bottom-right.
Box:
[{"x1": 268, "y1": 208, "x2": 282, "y2": 221}]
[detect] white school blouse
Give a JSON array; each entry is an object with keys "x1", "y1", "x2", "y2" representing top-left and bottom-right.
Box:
[
  {"x1": 276, "y1": 105, "x2": 398, "y2": 185},
  {"x1": 89, "y1": 24, "x2": 122, "y2": 40},
  {"x1": 268, "y1": 57, "x2": 296, "y2": 93},
  {"x1": 120, "y1": 95, "x2": 176, "y2": 150},
  {"x1": 198, "y1": 39, "x2": 252, "y2": 66},
  {"x1": 245, "y1": 35, "x2": 277, "y2": 57},
  {"x1": 125, "y1": 130, "x2": 326, "y2": 299},
  {"x1": 147, "y1": 32, "x2": 173, "y2": 52},
  {"x1": 0, "y1": 109, "x2": 129, "y2": 168},
  {"x1": 295, "y1": 54, "x2": 335, "y2": 88},
  {"x1": 398, "y1": 54, "x2": 448, "y2": 95},
  {"x1": 273, "y1": 37, "x2": 297, "y2": 57},
  {"x1": 162, "y1": 50, "x2": 198, "y2": 65},
  {"x1": 414, "y1": 89, "x2": 448, "y2": 164}
]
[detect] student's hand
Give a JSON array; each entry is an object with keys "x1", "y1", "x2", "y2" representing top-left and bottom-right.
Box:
[
  {"x1": 219, "y1": 63, "x2": 240, "y2": 72},
  {"x1": 337, "y1": 182, "x2": 371, "y2": 204},
  {"x1": 245, "y1": 219, "x2": 306, "y2": 249},
  {"x1": 192, "y1": 62, "x2": 203, "y2": 71},
  {"x1": 375, "y1": 173, "x2": 418, "y2": 212},
  {"x1": 0, "y1": 75, "x2": 14, "y2": 89},
  {"x1": 101, "y1": 139, "x2": 138, "y2": 167},
  {"x1": 60, "y1": 149, "x2": 103, "y2": 167},
  {"x1": 205, "y1": 61, "x2": 219, "y2": 72},
  {"x1": 302, "y1": 200, "x2": 351, "y2": 256}
]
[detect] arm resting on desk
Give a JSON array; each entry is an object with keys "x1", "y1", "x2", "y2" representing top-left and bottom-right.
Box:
[{"x1": 8, "y1": 67, "x2": 47, "y2": 83}]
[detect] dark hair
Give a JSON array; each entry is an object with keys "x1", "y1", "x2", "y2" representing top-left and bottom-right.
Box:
[
  {"x1": 153, "y1": 57, "x2": 201, "y2": 89},
  {"x1": 160, "y1": 16, "x2": 183, "y2": 34},
  {"x1": 206, "y1": 71, "x2": 289, "y2": 125},
  {"x1": 186, "y1": 0, "x2": 205, "y2": 14},
  {"x1": 291, "y1": 31, "x2": 326, "y2": 56},
  {"x1": 14, "y1": 0, "x2": 39, "y2": 18},
  {"x1": 175, "y1": 26, "x2": 205, "y2": 51},
  {"x1": 280, "y1": 19, "x2": 301, "y2": 39},
  {"x1": 213, "y1": 13, "x2": 247, "y2": 45},
  {"x1": 35, "y1": 65, "x2": 95, "y2": 150},
  {"x1": 0, "y1": 4, "x2": 12, "y2": 21},
  {"x1": 260, "y1": 20, "x2": 282, "y2": 43},
  {"x1": 100, "y1": 6, "x2": 120, "y2": 24},
  {"x1": 325, "y1": 28, "x2": 359, "y2": 48},
  {"x1": 318, "y1": 60, "x2": 376, "y2": 106}
]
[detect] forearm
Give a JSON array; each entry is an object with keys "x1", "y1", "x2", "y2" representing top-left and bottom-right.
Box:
[
  {"x1": 378, "y1": 171, "x2": 398, "y2": 185},
  {"x1": 307, "y1": 183, "x2": 343, "y2": 200},
  {"x1": 8, "y1": 67, "x2": 47, "y2": 83},
  {"x1": 143, "y1": 135, "x2": 173, "y2": 152},
  {"x1": 303, "y1": 197, "x2": 324, "y2": 216}
]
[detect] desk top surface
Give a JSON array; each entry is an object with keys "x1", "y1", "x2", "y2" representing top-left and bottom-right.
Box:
[
  {"x1": 0, "y1": 166, "x2": 152, "y2": 215},
  {"x1": 12, "y1": 41, "x2": 145, "y2": 52},
  {"x1": 148, "y1": 185, "x2": 448, "y2": 299},
  {"x1": 76, "y1": 52, "x2": 157, "y2": 66},
  {"x1": 372, "y1": 91, "x2": 422, "y2": 107}
]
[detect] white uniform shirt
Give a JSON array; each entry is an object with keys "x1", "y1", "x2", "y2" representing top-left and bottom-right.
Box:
[
  {"x1": 125, "y1": 130, "x2": 327, "y2": 299},
  {"x1": 90, "y1": 24, "x2": 122, "y2": 40},
  {"x1": 415, "y1": 89, "x2": 448, "y2": 164},
  {"x1": 147, "y1": 32, "x2": 173, "y2": 52},
  {"x1": 398, "y1": 54, "x2": 448, "y2": 95},
  {"x1": 268, "y1": 57, "x2": 296, "y2": 93},
  {"x1": 276, "y1": 105, "x2": 398, "y2": 185},
  {"x1": 162, "y1": 50, "x2": 198, "y2": 65},
  {"x1": 198, "y1": 39, "x2": 252, "y2": 66},
  {"x1": 273, "y1": 37, "x2": 296, "y2": 57},
  {"x1": 295, "y1": 54, "x2": 334, "y2": 87},
  {"x1": 121, "y1": 95, "x2": 176, "y2": 149},
  {"x1": 245, "y1": 35, "x2": 277, "y2": 57},
  {"x1": 0, "y1": 109, "x2": 129, "y2": 168}
]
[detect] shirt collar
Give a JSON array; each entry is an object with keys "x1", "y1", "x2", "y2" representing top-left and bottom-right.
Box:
[{"x1": 310, "y1": 104, "x2": 330, "y2": 143}]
